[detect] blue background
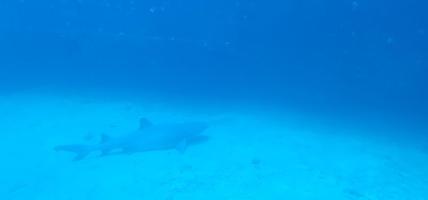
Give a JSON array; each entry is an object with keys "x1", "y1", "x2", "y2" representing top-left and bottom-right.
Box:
[{"x1": 0, "y1": 0, "x2": 427, "y2": 122}]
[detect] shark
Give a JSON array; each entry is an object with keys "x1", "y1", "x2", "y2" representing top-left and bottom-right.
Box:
[{"x1": 55, "y1": 118, "x2": 209, "y2": 161}]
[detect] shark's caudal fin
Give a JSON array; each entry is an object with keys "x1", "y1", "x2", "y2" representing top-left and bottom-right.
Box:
[{"x1": 54, "y1": 145, "x2": 92, "y2": 161}]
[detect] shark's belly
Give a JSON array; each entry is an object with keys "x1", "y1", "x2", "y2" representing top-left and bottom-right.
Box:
[{"x1": 126, "y1": 135, "x2": 183, "y2": 152}]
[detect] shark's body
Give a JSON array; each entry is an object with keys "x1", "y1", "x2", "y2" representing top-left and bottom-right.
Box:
[{"x1": 55, "y1": 118, "x2": 209, "y2": 160}]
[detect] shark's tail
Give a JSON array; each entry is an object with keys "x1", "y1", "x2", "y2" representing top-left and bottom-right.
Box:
[{"x1": 54, "y1": 144, "x2": 92, "y2": 161}]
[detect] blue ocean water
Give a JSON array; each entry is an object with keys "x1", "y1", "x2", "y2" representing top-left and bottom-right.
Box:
[{"x1": 0, "y1": 0, "x2": 427, "y2": 199}]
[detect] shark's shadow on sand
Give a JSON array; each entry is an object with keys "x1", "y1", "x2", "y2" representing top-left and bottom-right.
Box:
[{"x1": 55, "y1": 118, "x2": 210, "y2": 161}]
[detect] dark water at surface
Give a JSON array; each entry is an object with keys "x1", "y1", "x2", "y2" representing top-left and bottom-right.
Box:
[{"x1": 0, "y1": 0, "x2": 427, "y2": 124}]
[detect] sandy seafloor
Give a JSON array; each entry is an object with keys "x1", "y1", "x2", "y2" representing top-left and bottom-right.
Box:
[{"x1": 1, "y1": 91, "x2": 428, "y2": 200}]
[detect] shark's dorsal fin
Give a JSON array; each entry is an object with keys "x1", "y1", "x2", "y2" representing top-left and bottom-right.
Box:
[{"x1": 139, "y1": 118, "x2": 153, "y2": 130}]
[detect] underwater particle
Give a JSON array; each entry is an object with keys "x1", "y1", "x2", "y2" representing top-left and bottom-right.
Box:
[
  {"x1": 235, "y1": 1, "x2": 241, "y2": 7},
  {"x1": 202, "y1": 41, "x2": 209, "y2": 47},
  {"x1": 96, "y1": 26, "x2": 105, "y2": 33},
  {"x1": 117, "y1": 31, "x2": 126, "y2": 38},
  {"x1": 65, "y1": 21, "x2": 72, "y2": 27},
  {"x1": 386, "y1": 36, "x2": 394, "y2": 44},
  {"x1": 352, "y1": 1, "x2": 359, "y2": 10},
  {"x1": 149, "y1": 6, "x2": 165, "y2": 13},
  {"x1": 149, "y1": 7, "x2": 155, "y2": 13}
]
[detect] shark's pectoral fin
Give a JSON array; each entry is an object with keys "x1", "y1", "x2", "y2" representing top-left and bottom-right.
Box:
[
  {"x1": 55, "y1": 145, "x2": 91, "y2": 161},
  {"x1": 176, "y1": 140, "x2": 188, "y2": 153}
]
